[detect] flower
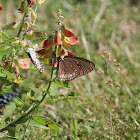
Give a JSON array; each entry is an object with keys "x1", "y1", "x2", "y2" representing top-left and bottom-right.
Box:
[
  {"x1": 0, "y1": 3, "x2": 4, "y2": 10},
  {"x1": 36, "y1": 49, "x2": 57, "y2": 67},
  {"x1": 58, "y1": 45, "x2": 75, "y2": 59},
  {"x1": 41, "y1": 35, "x2": 54, "y2": 48},
  {"x1": 61, "y1": 23, "x2": 75, "y2": 37},
  {"x1": 54, "y1": 30, "x2": 62, "y2": 46},
  {"x1": 14, "y1": 76, "x2": 22, "y2": 84},
  {"x1": 61, "y1": 23, "x2": 79, "y2": 47},
  {"x1": 62, "y1": 36, "x2": 79, "y2": 47},
  {"x1": 37, "y1": 23, "x2": 79, "y2": 67},
  {"x1": 4, "y1": 60, "x2": 12, "y2": 70},
  {"x1": 36, "y1": 48, "x2": 52, "y2": 62},
  {"x1": 27, "y1": 0, "x2": 36, "y2": 7},
  {"x1": 18, "y1": 58, "x2": 31, "y2": 69}
]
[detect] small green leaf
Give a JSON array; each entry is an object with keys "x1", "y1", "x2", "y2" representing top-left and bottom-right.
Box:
[
  {"x1": 14, "y1": 96, "x2": 24, "y2": 107},
  {"x1": 49, "y1": 81, "x2": 59, "y2": 96},
  {"x1": 27, "y1": 90, "x2": 42, "y2": 102},
  {"x1": 66, "y1": 91, "x2": 80, "y2": 99},
  {"x1": 1, "y1": 32, "x2": 9, "y2": 41},
  {"x1": 7, "y1": 126, "x2": 16, "y2": 137},
  {"x1": 33, "y1": 116, "x2": 62, "y2": 131},
  {"x1": 0, "y1": 46, "x2": 21, "y2": 60},
  {"x1": 3, "y1": 102, "x2": 16, "y2": 118},
  {"x1": 53, "y1": 78, "x2": 70, "y2": 88},
  {"x1": 19, "y1": 117, "x2": 49, "y2": 130},
  {"x1": 0, "y1": 69, "x2": 15, "y2": 79}
]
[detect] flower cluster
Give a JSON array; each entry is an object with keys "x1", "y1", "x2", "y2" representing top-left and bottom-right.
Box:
[{"x1": 36, "y1": 23, "x2": 79, "y2": 66}]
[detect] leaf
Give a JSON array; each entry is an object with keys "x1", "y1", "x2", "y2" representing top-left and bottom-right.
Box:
[
  {"x1": 0, "y1": 69, "x2": 15, "y2": 79},
  {"x1": 66, "y1": 91, "x2": 80, "y2": 99},
  {"x1": 3, "y1": 102, "x2": 16, "y2": 118},
  {"x1": 0, "y1": 137, "x2": 18, "y2": 140},
  {"x1": 19, "y1": 117, "x2": 49, "y2": 130},
  {"x1": 1, "y1": 32, "x2": 9, "y2": 41},
  {"x1": 7, "y1": 126, "x2": 16, "y2": 137},
  {"x1": 53, "y1": 78, "x2": 70, "y2": 88},
  {"x1": 33, "y1": 116, "x2": 62, "y2": 131},
  {"x1": 49, "y1": 81, "x2": 59, "y2": 96},
  {"x1": 0, "y1": 46, "x2": 21, "y2": 60},
  {"x1": 14, "y1": 96, "x2": 24, "y2": 107},
  {"x1": 27, "y1": 90, "x2": 42, "y2": 102}
]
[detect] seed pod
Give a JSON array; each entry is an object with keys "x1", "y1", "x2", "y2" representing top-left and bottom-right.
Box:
[
  {"x1": 31, "y1": 10, "x2": 37, "y2": 22},
  {"x1": 2, "y1": 22, "x2": 20, "y2": 30},
  {"x1": 18, "y1": 0, "x2": 28, "y2": 13}
]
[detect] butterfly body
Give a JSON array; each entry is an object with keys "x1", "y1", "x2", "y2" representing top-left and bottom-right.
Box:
[
  {"x1": 0, "y1": 88, "x2": 20, "y2": 115},
  {"x1": 26, "y1": 48, "x2": 45, "y2": 73},
  {"x1": 56, "y1": 55, "x2": 95, "y2": 82}
]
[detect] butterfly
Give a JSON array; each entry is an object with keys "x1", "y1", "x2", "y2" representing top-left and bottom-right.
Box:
[
  {"x1": 56, "y1": 55, "x2": 95, "y2": 82},
  {"x1": 0, "y1": 88, "x2": 20, "y2": 115},
  {"x1": 26, "y1": 48, "x2": 45, "y2": 73}
]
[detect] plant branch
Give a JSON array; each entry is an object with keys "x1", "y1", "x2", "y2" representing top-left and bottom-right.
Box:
[{"x1": 0, "y1": 65, "x2": 54, "y2": 131}]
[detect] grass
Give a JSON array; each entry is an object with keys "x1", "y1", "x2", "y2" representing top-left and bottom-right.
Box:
[{"x1": 0, "y1": 0, "x2": 140, "y2": 139}]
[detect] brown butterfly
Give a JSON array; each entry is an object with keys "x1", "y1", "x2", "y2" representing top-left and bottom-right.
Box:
[{"x1": 56, "y1": 55, "x2": 95, "y2": 82}]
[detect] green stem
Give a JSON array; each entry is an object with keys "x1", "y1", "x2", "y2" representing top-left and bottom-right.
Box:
[
  {"x1": 0, "y1": 66, "x2": 54, "y2": 131},
  {"x1": 17, "y1": 11, "x2": 27, "y2": 38}
]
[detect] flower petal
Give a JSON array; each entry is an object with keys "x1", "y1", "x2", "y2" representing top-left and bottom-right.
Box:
[
  {"x1": 62, "y1": 38, "x2": 70, "y2": 47},
  {"x1": 54, "y1": 35, "x2": 62, "y2": 45},
  {"x1": 65, "y1": 28, "x2": 75, "y2": 37},
  {"x1": 18, "y1": 58, "x2": 31, "y2": 69},
  {"x1": 27, "y1": 0, "x2": 36, "y2": 7},
  {"x1": 69, "y1": 37, "x2": 79, "y2": 45},
  {"x1": 36, "y1": 48, "x2": 46, "y2": 56},
  {"x1": 67, "y1": 50, "x2": 75, "y2": 56},
  {"x1": 61, "y1": 24, "x2": 75, "y2": 37},
  {"x1": 14, "y1": 76, "x2": 22, "y2": 84},
  {"x1": 43, "y1": 50, "x2": 52, "y2": 61},
  {"x1": 41, "y1": 35, "x2": 53, "y2": 48}
]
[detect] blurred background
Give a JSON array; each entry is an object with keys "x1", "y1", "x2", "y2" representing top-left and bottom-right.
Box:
[{"x1": 0, "y1": 0, "x2": 140, "y2": 139}]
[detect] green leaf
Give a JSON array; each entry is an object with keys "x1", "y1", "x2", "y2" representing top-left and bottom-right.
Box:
[
  {"x1": 1, "y1": 32, "x2": 9, "y2": 41},
  {"x1": 14, "y1": 96, "x2": 24, "y2": 107},
  {"x1": 19, "y1": 117, "x2": 49, "y2": 130},
  {"x1": 49, "y1": 81, "x2": 59, "y2": 96},
  {"x1": 0, "y1": 46, "x2": 21, "y2": 60},
  {"x1": 3, "y1": 102, "x2": 16, "y2": 118},
  {"x1": 53, "y1": 78, "x2": 70, "y2": 88},
  {"x1": 7, "y1": 126, "x2": 16, "y2": 137},
  {"x1": 0, "y1": 69, "x2": 15, "y2": 79},
  {"x1": 27, "y1": 90, "x2": 42, "y2": 102},
  {"x1": 33, "y1": 116, "x2": 62, "y2": 131},
  {"x1": 0, "y1": 137, "x2": 18, "y2": 140},
  {"x1": 66, "y1": 91, "x2": 80, "y2": 99}
]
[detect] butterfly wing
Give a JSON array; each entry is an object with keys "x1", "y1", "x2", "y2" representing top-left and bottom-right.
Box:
[
  {"x1": 56, "y1": 56, "x2": 95, "y2": 82},
  {"x1": 26, "y1": 48, "x2": 45, "y2": 73},
  {"x1": 0, "y1": 88, "x2": 20, "y2": 115}
]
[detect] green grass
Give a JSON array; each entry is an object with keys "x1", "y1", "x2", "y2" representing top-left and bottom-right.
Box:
[{"x1": 0, "y1": 0, "x2": 140, "y2": 139}]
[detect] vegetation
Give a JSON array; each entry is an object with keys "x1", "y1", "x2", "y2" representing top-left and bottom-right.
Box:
[{"x1": 0, "y1": 0, "x2": 139, "y2": 139}]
